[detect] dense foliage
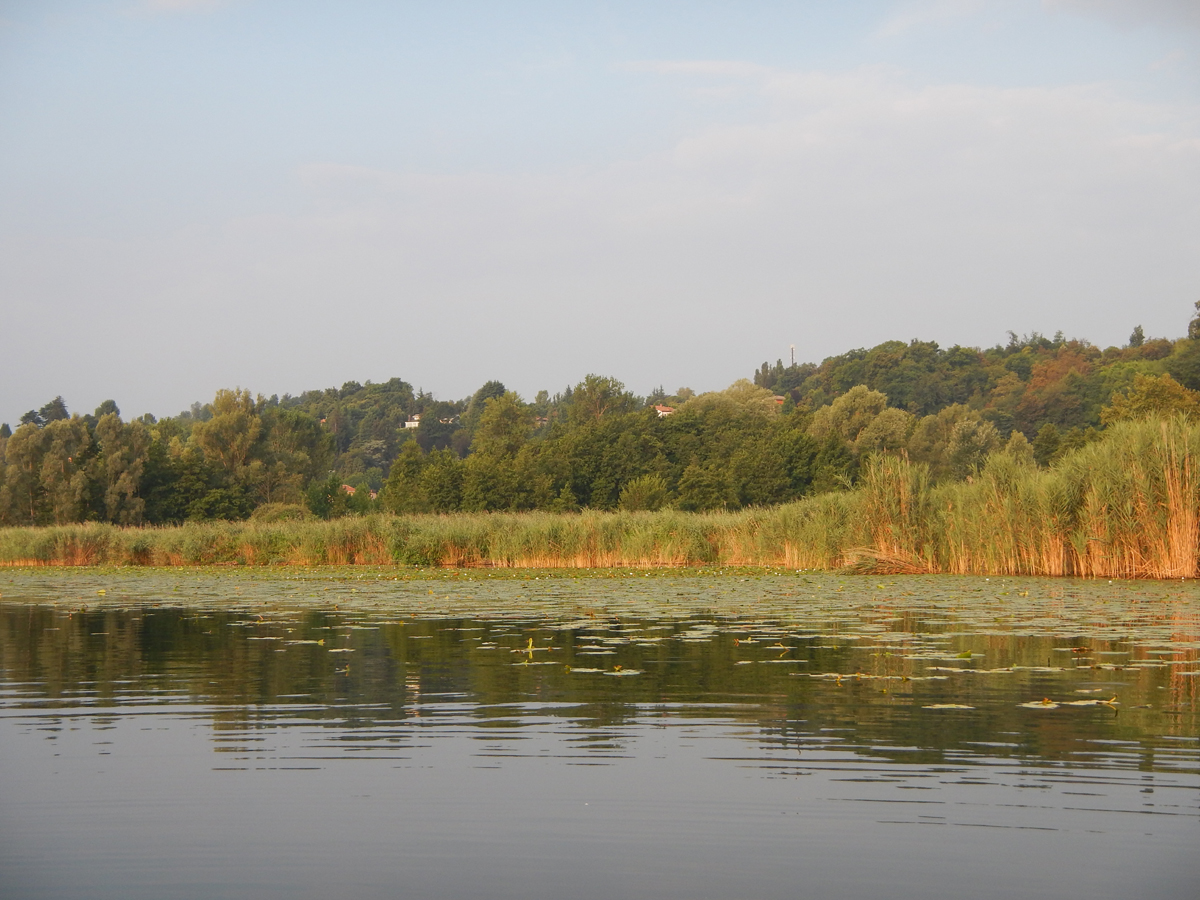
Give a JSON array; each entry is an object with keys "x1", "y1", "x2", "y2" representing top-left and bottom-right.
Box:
[
  {"x1": 4, "y1": 307, "x2": 1200, "y2": 527},
  {"x1": 2, "y1": 417, "x2": 1197, "y2": 580}
]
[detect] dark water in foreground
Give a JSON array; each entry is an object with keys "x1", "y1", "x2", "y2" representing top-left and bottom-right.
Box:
[{"x1": 1, "y1": 569, "x2": 1197, "y2": 900}]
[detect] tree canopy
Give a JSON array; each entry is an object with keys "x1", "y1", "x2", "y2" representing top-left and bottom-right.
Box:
[{"x1": 5, "y1": 310, "x2": 1200, "y2": 525}]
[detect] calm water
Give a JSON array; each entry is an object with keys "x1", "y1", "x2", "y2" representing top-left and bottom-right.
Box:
[{"x1": 1, "y1": 569, "x2": 1197, "y2": 900}]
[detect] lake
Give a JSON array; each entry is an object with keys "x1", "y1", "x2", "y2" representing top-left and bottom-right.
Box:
[{"x1": 1, "y1": 568, "x2": 1197, "y2": 899}]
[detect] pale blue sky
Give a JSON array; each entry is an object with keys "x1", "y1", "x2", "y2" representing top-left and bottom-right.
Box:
[{"x1": 2, "y1": 0, "x2": 1198, "y2": 422}]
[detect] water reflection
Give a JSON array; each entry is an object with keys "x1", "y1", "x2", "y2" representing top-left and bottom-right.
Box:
[{"x1": 1, "y1": 570, "x2": 1197, "y2": 899}]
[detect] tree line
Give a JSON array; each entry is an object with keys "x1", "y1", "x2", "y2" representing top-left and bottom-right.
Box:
[{"x1": 4, "y1": 308, "x2": 1200, "y2": 527}]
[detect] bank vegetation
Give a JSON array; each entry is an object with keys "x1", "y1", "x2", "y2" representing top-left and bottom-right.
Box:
[{"x1": 1, "y1": 418, "x2": 1196, "y2": 579}]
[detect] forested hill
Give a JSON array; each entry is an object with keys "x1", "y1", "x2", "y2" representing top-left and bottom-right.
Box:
[
  {"x1": 4, "y1": 310, "x2": 1200, "y2": 527},
  {"x1": 753, "y1": 327, "x2": 1199, "y2": 432}
]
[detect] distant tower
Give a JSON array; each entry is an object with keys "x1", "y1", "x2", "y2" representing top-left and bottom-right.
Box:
[{"x1": 790, "y1": 344, "x2": 795, "y2": 367}]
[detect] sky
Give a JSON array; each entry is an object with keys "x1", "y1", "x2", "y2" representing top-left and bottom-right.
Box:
[{"x1": 1, "y1": 0, "x2": 1198, "y2": 422}]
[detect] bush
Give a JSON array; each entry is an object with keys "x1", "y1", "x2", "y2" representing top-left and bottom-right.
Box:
[{"x1": 251, "y1": 503, "x2": 316, "y2": 523}]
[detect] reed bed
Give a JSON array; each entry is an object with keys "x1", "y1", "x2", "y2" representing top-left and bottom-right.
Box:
[{"x1": 2, "y1": 419, "x2": 1198, "y2": 577}]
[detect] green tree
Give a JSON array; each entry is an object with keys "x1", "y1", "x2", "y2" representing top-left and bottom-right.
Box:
[
  {"x1": 248, "y1": 407, "x2": 333, "y2": 505},
  {"x1": 683, "y1": 379, "x2": 780, "y2": 420},
  {"x1": 306, "y1": 474, "x2": 352, "y2": 520},
  {"x1": 728, "y1": 435, "x2": 791, "y2": 506},
  {"x1": 1100, "y1": 373, "x2": 1200, "y2": 425},
  {"x1": 1165, "y1": 338, "x2": 1200, "y2": 391},
  {"x1": 810, "y1": 433, "x2": 855, "y2": 494},
  {"x1": 771, "y1": 420, "x2": 820, "y2": 499},
  {"x1": 39, "y1": 418, "x2": 92, "y2": 524},
  {"x1": 854, "y1": 407, "x2": 914, "y2": 456},
  {"x1": 380, "y1": 441, "x2": 430, "y2": 514},
  {"x1": 93, "y1": 413, "x2": 150, "y2": 524},
  {"x1": 570, "y1": 375, "x2": 635, "y2": 424},
  {"x1": 549, "y1": 483, "x2": 579, "y2": 512},
  {"x1": 192, "y1": 389, "x2": 261, "y2": 477},
  {"x1": 909, "y1": 405, "x2": 993, "y2": 482},
  {"x1": 676, "y1": 460, "x2": 734, "y2": 511},
  {"x1": 998, "y1": 430, "x2": 1036, "y2": 466},
  {"x1": 1032, "y1": 423, "x2": 1061, "y2": 467},
  {"x1": 459, "y1": 393, "x2": 532, "y2": 510},
  {"x1": 808, "y1": 385, "x2": 889, "y2": 445},
  {"x1": 619, "y1": 473, "x2": 670, "y2": 511},
  {"x1": 946, "y1": 418, "x2": 1000, "y2": 479},
  {"x1": 459, "y1": 380, "x2": 507, "y2": 435},
  {"x1": 39, "y1": 396, "x2": 70, "y2": 424},
  {"x1": 142, "y1": 438, "x2": 252, "y2": 523},
  {"x1": 422, "y1": 449, "x2": 463, "y2": 512},
  {"x1": 415, "y1": 401, "x2": 461, "y2": 453},
  {"x1": 470, "y1": 392, "x2": 531, "y2": 459},
  {"x1": 0, "y1": 423, "x2": 48, "y2": 524}
]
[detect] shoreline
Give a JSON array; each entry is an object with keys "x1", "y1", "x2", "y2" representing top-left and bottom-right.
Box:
[{"x1": 3, "y1": 419, "x2": 1199, "y2": 580}]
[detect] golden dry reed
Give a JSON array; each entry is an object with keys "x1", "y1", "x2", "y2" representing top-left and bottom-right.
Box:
[{"x1": 1, "y1": 419, "x2": 1197, "y2": 577}]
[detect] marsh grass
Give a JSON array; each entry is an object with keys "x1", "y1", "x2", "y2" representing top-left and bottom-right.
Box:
[{"x1": 2, "y1": 419, "x2": 1197, "y2": 577}]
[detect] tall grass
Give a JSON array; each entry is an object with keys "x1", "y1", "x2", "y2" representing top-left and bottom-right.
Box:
[
  {"x1": 931, "y1": 417, "x2": 1200, "y2": 577},
  {"x1": 2, "y1": 418, "x2": 1197, "y2": 577}
]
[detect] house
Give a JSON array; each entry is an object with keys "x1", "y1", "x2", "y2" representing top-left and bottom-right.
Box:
[
  {"x1": 654, "y1": 405, "x2": 675, "y2": 418},
  {"x1": 404, "y1": 414, "x2": 421, "y2": 429}
]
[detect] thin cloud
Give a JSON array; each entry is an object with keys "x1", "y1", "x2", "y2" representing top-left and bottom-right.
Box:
[
  {"x1": 620, "y1": 60, "x2": 768, "y2": 78},
  {"x1": 138, "y1": 0, "x2": 232, "y2": 14},
  {"x1": 1150, "y1": 49, "x2": 1189, "y2": 71},
  {"x1": 1044, "y1": 0, "x2": 1200, "y2": 31},
  {"x1": 297, "y1": 162, "x2": 407, "y2": 190},
  {"x1": 872, "y1": 0, "x2": 989, "y2": 39}
]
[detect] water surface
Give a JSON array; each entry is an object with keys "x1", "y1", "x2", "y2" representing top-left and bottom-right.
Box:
[{"x1": 1, "y1": 569, "x2": 1197, "y2": 899}]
